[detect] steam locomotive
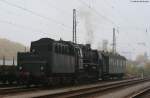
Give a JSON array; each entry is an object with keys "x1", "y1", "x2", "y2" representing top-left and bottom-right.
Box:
[{"x1": 17, "y1": 38, "x2": 126, "y2": 85}]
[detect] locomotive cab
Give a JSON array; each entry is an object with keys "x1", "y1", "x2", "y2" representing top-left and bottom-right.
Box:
[
  {"x1": 17, "y1": 38, "x2": 54, "y2": 84},
  {"x1": 17, "y1": 52, "x2": 47, "y2": 84}
]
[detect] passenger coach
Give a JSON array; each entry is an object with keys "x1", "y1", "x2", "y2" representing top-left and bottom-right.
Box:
[{"x1": 101, "y1": 52, "x2": 126, "y2": 79}]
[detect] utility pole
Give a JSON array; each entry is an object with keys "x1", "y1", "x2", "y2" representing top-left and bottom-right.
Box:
[
  {"x1": 3, "y1": 56, "x2": 5, "y2": 66},
  {"x1": 12, "y1": 56, "x2": 15, "y2": 66},
  {"x1": 112, "y1": 28, "x2": 116, "y2": 53},
  {"x1": 25, "y1": 47, "x2": 26, "y2": 52},
  {"x1": 73, "y1": 9, "x2": 77, "y2": 43}
]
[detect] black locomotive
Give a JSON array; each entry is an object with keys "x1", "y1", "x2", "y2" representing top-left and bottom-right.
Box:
[{"x1": 17, "y1": 38, "x2": 126, "y2": 85}]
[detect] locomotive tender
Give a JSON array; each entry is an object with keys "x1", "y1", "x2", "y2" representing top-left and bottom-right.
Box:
[{"x1": 17, "y1": 38, "x2": 126, "y2": 85}]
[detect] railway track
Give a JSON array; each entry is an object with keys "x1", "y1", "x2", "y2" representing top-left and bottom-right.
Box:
[
  {"x1": 0, "y1": 86, "x2": 43, "y2": 95},
  {"x1": 0, "y1": 83, "x2": 18, "y2": 88},
  {"x1": 130, "y1": 87, "x2": 150, "y2": 98},
  {"x1": 0, "y1": 78, "x2": 148, "y2": 98},
  {"x1": 34, "y1": 78, "x2": 150, "y2": 98}
]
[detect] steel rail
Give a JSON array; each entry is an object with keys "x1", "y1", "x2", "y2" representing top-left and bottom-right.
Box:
[{"x1": 34, "y1": 78, "x2": 150, "y2": 98}]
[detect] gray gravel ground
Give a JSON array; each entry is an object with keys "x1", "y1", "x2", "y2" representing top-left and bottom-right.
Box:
[{"x1": 95, "y1": 81, "x2": 150, "y2": 98}]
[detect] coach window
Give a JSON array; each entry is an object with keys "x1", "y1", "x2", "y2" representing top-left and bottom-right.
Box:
[
  {"x1": 57, "y1": 45, "x2": 59, "y2": 53},
  {"x1": 123, "y1": 60, "x2": 126, "y2": 66},
  {"x1": 116, "y1": 59, "x2": 118, "y2": 67},
  {"x1": 120, "y1": 59, "x2": 123, "y2": 68},
  {"x1": 125, "y1": 61, "x2": 126, "y2": 69},
  {"x1": 114, "y1": 59, "x2": 116, "y2": 67},
  {"x1": 111, "y1": 58, "x2": 113, "y2": 66},
  {"x1": 71, "y1": 47, "x2": 75, "y2": 55},
  {"x1": 111, "y1": 58, "x2": 113, "y2": 67},
  {"x1": 118, "y1": 59, "x2": 119, "y2": 65},
  {"x1": 59, "y1": 45, "x2": 61, "y2": 53},
  {"x1": 68, "y1": 47, "x2": 71, "y2": 55},
  {"x1": 116, "y1": 59, "x2": 118, "y2": 68},
  {"x1": 119, "y1": 59, "x2": 121, "y2": 68},
  {"x1": 113, "y1": 59, "x2": 115, "y2": 68},
  {"x1": 122, "y1": 60, "x2": 124, "y2": 71},
  {"x1": 119, "y1": 60, "x2": 120, "y2": 68},
  {"x1": 112, "y1": 58, "x2": 114, "y2": 72},
  {"x1": 64, "y1": 46, "x2": 66, "y2": 54},
  {"x1": 115, "y1": 59, "x2": 117, "y2": 67},
  {"x1": 56, "y1": 45, "x2": 58, "y2": 53},
  {"x1": 64, "y1": 46, "x2": 67, "y2": 54},
  {"x1": 55, "y1": 45, "x2": 57, "y2": 53},
  {"x1": 69, "y1": 47, "x2": 71, "y2": 55},
  {"x1": 120, "y1": 60, "x2": 121, "y2": 71},
  {"x1": 78, "y1": 49, "x2": 80, "y2": 55},
  {"x1": 119, "y1": 59, "x2": 121, "y2": 66},
  {"x1": 62, "y1": 46, "x2": 64, "y2": 54},
  {"x1": 112, "y1": 58, "x2": 114, "y2": 67},
  {"x1": 122, "y1": 60, "x2": 124, "y2": 67},
  {"x1": 72, "y1": 47, "x2": 74, "y2": 55},
  {"x1": 123, "y1": 60, "x2": 125, "y2": 68},
  {"x1": 118, "y1": 59, "x2": 120, "y2": 67},
  {"x1": 63, "y1": 46, "x2": 67, "y2": 54},
  {"x1": 73, "y1": 48, "x2": 76, "y2": 55},
  {"x1": 65, "y1": 46, "x2": 68, "y2": 54},
  {"x1": 118, "y1": 59, "x2": 119, "y2": 67},
  {"x1": 109, "y1": 58, "x2": 111, "y2": 70},
  {"x1": 61, "y1": 45, "x2": 63, "y2": 54},
  {"x1": 66, "y1": 46, "x2": 69, "y2": 54},
  {"x1": 123, "y1": 60, "x2": 126, "y2": 68},
  {"x1": 56, "y1": 45, "x2": 59, "y2": 53},
  {"x1": 120, "y1": 60, "x2": 122, "y2": 67},
  {"x1": 109, "y1": 58, "x2": 111, "y2": 65},
  {"x1": 55, "y1": 45, "x2": 56, "y2": 53},
  {"x1": 119, "y1": 60, "x2": 121, "y2": 67}
]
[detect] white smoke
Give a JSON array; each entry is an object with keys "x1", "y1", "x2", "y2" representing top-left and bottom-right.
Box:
[{"x1": 79, "y1": 7, "x2": 97, "y2": 44}]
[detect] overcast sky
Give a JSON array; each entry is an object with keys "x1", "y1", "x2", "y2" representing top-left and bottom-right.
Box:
[{"x1": 0, "y1": 0, "x2": 150, "y2": 59}]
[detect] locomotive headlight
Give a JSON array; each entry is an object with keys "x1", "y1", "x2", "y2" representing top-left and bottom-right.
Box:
[
  {"x1": 19, "y1": 66, "x2": 22, "y2": 70},
  {"x1": 40, "y1": 66, "x2": 44, "y2": 71}
]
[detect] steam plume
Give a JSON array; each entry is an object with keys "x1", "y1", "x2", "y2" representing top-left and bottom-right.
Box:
[{"x1": 79, "y1": 8, "x2": 96, "y2": 44}]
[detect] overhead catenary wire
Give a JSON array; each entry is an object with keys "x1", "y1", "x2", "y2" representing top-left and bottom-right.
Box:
[
  {"x1": 40, "y1": 0, "x2": 72, "y2": 16},
  {"x1": 105, "y1": 0, "x2": 142, "y2": 30},
  {"x1": 78, "y1": 0, "x2": 150, "y2": 58},
  {"x1": 103, "y1": 0, "x2": 128, "y2": 23},
  {"x1": 78, "y1": 0, "x2": 119, "y2": 27},
  {"x1": 0, "y1": 19, "x2": 47, "y2": 34},
  {"x1": 102, "y1": 0, "x2": 150, "y2": 55},
  {"x1": 0, "y1": 0, "x2": 72, "y2": 30},
  {"x1": 104, "y1": 0, "x2": 150, "y2": 33}
]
